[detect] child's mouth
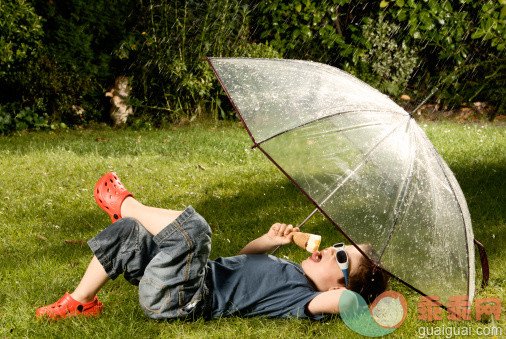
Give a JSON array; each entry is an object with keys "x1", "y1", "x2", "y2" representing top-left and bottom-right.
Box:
[{"x1": 310, "y1": 251, "x2": 322, "y2": 262}]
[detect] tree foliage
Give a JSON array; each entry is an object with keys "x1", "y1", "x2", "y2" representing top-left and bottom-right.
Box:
[
  {"x1": 0, "y1": 0, "x2": 43, "y2": 76},
  {"x1": 382, "y1": 0, "x2": 505, "y2": 116},
  {"x1": 253, "y1": 0, "x2": 505, "y2": 118},
  {"x1": 0, "y1": 0, "x2": 504, "y2": 133},
  {"x1": 0, "y1": 0, "x2": 46, "y2": 132},
  {"x1": 116, "y1": 0, "x2": 280, "y2": 124}
]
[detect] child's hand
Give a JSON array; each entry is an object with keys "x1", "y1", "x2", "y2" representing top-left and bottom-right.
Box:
[
  {"x1": 237, "y1": 223, "x2": 300, "y2": 255},
  {"x1": 266, "y1": 223, "x2": 300, "y2": 246}
]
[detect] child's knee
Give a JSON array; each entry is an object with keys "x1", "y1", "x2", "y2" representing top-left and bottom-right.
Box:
[
  {"x1": 104, "y1": 217, "x2": 152, "y2": 246},
  {"x1": 192, "y1": 213, "x2": 212, "y2": 240}
]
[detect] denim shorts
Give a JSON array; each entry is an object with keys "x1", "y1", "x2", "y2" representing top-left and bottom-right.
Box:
[{"x1": 88, "y1": 206, "x2": 212, "y2": 319}]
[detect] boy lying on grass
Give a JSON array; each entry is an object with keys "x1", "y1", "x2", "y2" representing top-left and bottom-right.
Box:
[{"x1": 37, "y1": 172, "x2": 389, "y2": 320}]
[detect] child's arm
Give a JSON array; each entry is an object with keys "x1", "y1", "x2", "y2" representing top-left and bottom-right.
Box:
[
  {"x1": 306, "y1": 288, "x2": 358, "y2": 315},
  {"x1": 238, "y1": 223, "x2": 299, "y2": 255}
]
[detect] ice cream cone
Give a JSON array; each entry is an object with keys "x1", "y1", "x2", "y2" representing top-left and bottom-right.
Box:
[
  {"x1": 293, "y1": 232, "x2": 321, "y2": 253},
  {"x1": 293, "y1": 232, "x2": 310, "y2": 249}
]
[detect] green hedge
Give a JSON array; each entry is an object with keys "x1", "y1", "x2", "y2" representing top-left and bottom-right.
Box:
[
  {"x1": 0, "y1": 0, "x2": 503, "y2": 133},
  {"x1": 117, "y1": 0, "x2": 281, "y2": 125},
  {"x1": 0, "y1": 0, "x2": 46, "y2": 132},
  {"x1": 383, "y1": 0, "x2": 505, "y2": 117},
  {"x1": 0, "y1": 0, "x2": 43, "y2": 76},
  {"x1": 253, "y1": 0, "x2": 505, "y2": 118}
]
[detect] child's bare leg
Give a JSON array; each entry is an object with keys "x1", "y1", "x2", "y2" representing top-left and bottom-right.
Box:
[
  {"x1": 120, "y1": 197, "x2": 182, "y2": 236},
  {"x1": 70, "y1": 256, "x2": 109, "y2": 303},
  {"x1": 69, "y1": 201, "x2": 168, "y2": 304},
  {"x1": 94, "y1": 172, "x2": 181, "y2": 235}
]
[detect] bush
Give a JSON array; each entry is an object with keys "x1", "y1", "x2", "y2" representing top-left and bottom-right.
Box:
[
  {"x1": 0, "y1": 0, "x2": 48, "y2": 134},
  {"x1": 0, "y1": 0, "x2": 283, "y2": 129},
  {"x1": 3, "y1": 0, "x2": 502, "y2": 128},
  {"x1": 0, "y1": 0, "x2": 43, "y2": 77},
  {"x1": 0, "y1": 0, "x2": 140, "y2": 130},
  {"x1": 353, "y1": 14, "x2": 419, "y2": 96},
  {"x1": 25, "y1": 0, "x2": 139, "y2": 124},
  {"x1": 118, "y1": 0, "x2": 281, "y2": 123},
  {"x1": 254, "y1": 0, "x2": 505, "y2": 118},
  {"x1": 252, "y1": 1, "x2": 419, "y2": 95},
  {"x1": 381, "y1": 0, "x2": 505, "y2": 117},
  {"x1": 0, "y1": 101, "x2": 47, "y2": 135},
  {"x1": 253, "y1": 0, "x2": 359, "y2": 63},
  {"x1": 21, "y1": 52, "x2": 94, "y2": 125}
]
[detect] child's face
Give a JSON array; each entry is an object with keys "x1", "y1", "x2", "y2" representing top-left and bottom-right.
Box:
[{"x1": 301, "y1": 244, "x2": 362, "y2": 292}]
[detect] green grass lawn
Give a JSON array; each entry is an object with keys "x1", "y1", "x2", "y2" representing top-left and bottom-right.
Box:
[{"x1": 0, "y1": 120, "x2": 504, "y2": 338}]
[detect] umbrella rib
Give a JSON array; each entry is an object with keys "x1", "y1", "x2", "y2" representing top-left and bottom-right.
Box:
[
  {"x1": 418, "y1": 125, "x2": 474, "y2": 299},
  {"x1": 254, "y1": 109, "x2": 407, "y2": 147},
  {"x1": 268, "y1": 116, "x2": 412, "y2": 265},
  {"x1": 377, "y1": 118, "x2": 416, "y2": 263},
  {"x1": 318, "y1": 117, "x2": 411, "y2": 209},
  {"x1": 339, "y1": 124, "x2": 400, "y2": 188}
]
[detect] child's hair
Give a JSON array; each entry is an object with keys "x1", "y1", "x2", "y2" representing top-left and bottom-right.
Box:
[{"x1": 347, "y1": 244, "x2": 389, "y2": 303}]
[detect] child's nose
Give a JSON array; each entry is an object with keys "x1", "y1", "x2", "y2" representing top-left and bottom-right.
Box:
[{"x1": 322, "y1": 248, "x2": 334, "y2": 257}]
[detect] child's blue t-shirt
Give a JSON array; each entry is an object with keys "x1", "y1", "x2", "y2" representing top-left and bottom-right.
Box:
[{"x1": 207, "y1": 254, "x2": 323, "y2": 319}]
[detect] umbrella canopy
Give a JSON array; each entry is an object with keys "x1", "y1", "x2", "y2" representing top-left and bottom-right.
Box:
[{"x1": 206, "y1": 57, "x2": 475, "y2": 305}]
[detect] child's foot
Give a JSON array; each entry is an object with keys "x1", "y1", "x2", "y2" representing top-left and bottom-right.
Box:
[
  {"x1": 36, "y1": 293, "x2": 103, "y2": 320},
  {"x1": 94, "y1": 172, "x2": 134, "y2": 223}
]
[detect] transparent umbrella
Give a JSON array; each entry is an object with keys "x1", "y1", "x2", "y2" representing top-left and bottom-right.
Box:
[{"x1": 206, "y1": 57, "x2": 485, "y2": 306}]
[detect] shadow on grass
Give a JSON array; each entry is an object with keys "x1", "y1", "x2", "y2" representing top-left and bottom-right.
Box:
[
  {"x1": 1, "y1": 213, "x2": 105, "y2": 272},
  {"x1": 453, "y1": 161, "x2": 505, "y2": 257}
]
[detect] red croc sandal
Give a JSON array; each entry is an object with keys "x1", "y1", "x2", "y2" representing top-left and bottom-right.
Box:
[
  {"x1": 94, "y1": 172, "x2": 134, "y2": 223},
  {"x1": 36, "y1": 293, "x2": 103, "y2": 320}
]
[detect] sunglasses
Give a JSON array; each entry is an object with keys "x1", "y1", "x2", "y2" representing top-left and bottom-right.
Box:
[{"x1": 333, "y1": 243, "x2": 349, "y2": 288}]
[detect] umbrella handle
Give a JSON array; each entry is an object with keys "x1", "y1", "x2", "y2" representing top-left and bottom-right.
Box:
[
  {"x1": 474, "y1": 239, "x2": 489, "y2": 290},
  {"x1": 270, "y1": 208, "x2": 319, "y2": 255},
  {"x1": 270, "y1": 244, "x2": 282, "y2": 255}
]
